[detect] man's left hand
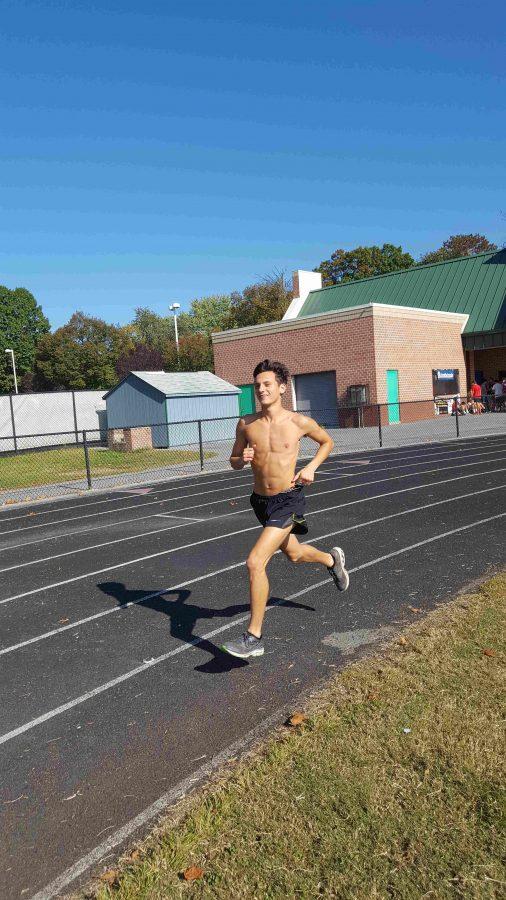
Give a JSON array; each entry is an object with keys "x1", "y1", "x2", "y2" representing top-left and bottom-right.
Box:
[{"x1": 292, "y1": 466, "x2": 315, "y2": 485}]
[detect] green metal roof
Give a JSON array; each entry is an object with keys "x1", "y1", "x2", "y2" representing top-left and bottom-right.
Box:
[{"x1": 298, "y1": 249, "x2": 506, "y2": 334}]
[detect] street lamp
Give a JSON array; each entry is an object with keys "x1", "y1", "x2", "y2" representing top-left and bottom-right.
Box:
[
  {"x1": 4, "y1": 349, "x2": 18, "y2": 394},
  {"x1": 169, "y1": 303, "x2": 181, "y2": 357}
]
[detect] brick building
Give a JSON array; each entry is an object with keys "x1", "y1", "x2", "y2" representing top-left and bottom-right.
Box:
[{"x1": 212, "y1": 250, "x2": 506, "y2": 424}]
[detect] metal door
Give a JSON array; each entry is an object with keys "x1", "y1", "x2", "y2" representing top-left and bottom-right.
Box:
[{"x1": 294, "y1": 372, "x2": 338, "y2": 425}]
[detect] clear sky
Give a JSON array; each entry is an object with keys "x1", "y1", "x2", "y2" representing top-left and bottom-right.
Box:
[{"x1": 1, "y1": 0, "x2": 504, "y2": 329}]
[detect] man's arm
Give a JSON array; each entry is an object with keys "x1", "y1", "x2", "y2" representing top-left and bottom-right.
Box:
[
  {"x1": 292, "y1": 416, "x2": 334, "y2": 485},
  {"x1": 229, "y1": 419, "x2": 254, "y2": 470}
]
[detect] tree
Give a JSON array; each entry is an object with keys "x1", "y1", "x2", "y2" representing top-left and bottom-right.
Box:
[
  {"x1": 131, "y1": 308, "x2": 175, "y2": 350},
  {"x1": 177, "y1": 294, "x2": 232, "y2": 335},
  {"x1": 34, "y1": 312, "x2": 133, "y2": 390},
  {"x1": 315, "y1": 244, "x2": 415, "y2": 286},
  {"x1": 0, "y1": 286, "x2": 50, "y2": 393},
  {"x1": 419, "y1": 234, "x2": 498, "y2": 265},
  {"x1": 229, "y1": 275, "x2": 292, "y2": 328},
  {"x1": 115, "y1": 343, "x2": 165, "y2": 380},
  {"x1": 164, "y1": 333, "x2": 214, "y2": 373}
]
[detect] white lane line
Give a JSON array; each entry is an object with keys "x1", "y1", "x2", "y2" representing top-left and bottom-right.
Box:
[
  {"x1": 1, "y1": 464, "x2": 505, "y2": 607},
  {"x1": 0, "y1": 449, "x2": 501, "y2": 574},
  {"x1": 2, "y1": 483, "x2": 503, "y2": 658},
  {"x1": 153, "y1": 515, "x2": 205, "y2": 521},
  {"x1": 2, "y1": 434, "x2": 505, "y2": 537},
  {"x1": 1, "y1": 510, "x2": 504, "y2": 750}
]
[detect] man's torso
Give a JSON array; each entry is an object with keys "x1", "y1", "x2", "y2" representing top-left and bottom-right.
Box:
[{"x1": 243, "y1": 412, "x2": 305, "y2": 495}]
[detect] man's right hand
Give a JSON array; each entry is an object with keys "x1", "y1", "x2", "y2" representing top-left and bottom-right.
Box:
[{"x1": 242, "y1": 444, "x2": 255, "y2": 464}]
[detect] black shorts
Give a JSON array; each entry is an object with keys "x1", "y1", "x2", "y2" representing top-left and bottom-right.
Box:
[{"x1": 250, "y1": 484, "x2": 308, "y2": 535}]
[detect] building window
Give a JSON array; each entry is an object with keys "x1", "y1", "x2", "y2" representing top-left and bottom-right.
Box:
[
  {"x1": 347, "y1": 384, "x2": 370, "y2": 406},
  {"x1": 432, "y1": 369, "x2": 459, "y2": 396}
]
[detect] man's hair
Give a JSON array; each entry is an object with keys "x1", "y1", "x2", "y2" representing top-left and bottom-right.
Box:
[{"x1": 253, "y1": 359, "x2": 290, "y2": 385}]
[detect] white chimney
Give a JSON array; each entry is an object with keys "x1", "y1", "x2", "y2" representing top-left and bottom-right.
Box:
[{"x1": 282, "y1": 270, "x2": 323, "y2": 320}]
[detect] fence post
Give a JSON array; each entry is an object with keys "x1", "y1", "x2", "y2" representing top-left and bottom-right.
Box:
[
  {"x1": 377, "y1": 404, "x2": 383, "y2": 448},
  {"x1": 71, "y1": 390, "x2": 79, "y2": 445},
  {"x1": 454, "y1": 396, "x2": 460, "y2": 437},
  {"x1": 8, "y1": 394, "x2": 18, "y2": 453},
  {"x1": 197, "y1": 419, "x2": 204, "y2": 471},
  {"x1": 83, "y1": 430, "x2": 92, "y2": 489}
]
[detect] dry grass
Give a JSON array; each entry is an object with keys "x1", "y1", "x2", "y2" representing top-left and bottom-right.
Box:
[{"x1": 87, "y1": 573, "x2": 505, "y2": 900}]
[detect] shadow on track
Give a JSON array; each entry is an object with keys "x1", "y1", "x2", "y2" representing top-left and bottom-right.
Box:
[{"x1": 97, "y1": 581, "x2": 315, "y2": 674}]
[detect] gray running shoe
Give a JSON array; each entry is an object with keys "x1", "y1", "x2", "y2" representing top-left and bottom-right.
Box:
[
  {"x1": 220, "y1": 631, "x2": 265, "y2": 659},
  {"x1": 327, "y1": 546, "x2": 350, "y2": 592}
]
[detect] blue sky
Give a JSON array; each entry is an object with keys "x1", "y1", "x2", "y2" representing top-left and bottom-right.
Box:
[{"x1": 1, "y1": 0, "x2": 504, "y2": 329}]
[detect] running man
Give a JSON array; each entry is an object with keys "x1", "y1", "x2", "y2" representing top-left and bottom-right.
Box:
[{"x1": 221, "y1": 359, "x2": 349, "y2": 660}]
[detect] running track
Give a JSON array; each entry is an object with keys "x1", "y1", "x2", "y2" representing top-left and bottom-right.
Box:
[{"x1": 0, "y1": 434, "x2": 505, "y2": 899}]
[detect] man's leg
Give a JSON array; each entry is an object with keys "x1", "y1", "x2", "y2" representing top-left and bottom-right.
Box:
[
  {"x1": 280, "y1": 533, "x2": 333, "y2": 568},
  {"x1": 246, "y1": 525, "x2": 295, "y2": 637}
]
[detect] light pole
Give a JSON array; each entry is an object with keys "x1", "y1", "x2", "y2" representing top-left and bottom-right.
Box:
[
  {"x1": 5, "y1": 349, "x2": 18, "y2": 394},
  {"x1": 169, "y1": 303, "x2": 181, "y2": 358}
]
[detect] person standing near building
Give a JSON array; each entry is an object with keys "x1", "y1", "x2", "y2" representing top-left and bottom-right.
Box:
[
  {"x1": 492, "y1": 377, "x2": 504, "y2": 411},
  {"x1": 220, "y1": 359, "x2": 349, "y2": 660},
  {"x1": 481, "y1": 378, "x2": 489, "y2": 412}
]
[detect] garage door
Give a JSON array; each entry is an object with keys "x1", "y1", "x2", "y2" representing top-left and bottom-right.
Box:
[{"x1": 294, "y1": 372, "x2": 338, "y2": 425}]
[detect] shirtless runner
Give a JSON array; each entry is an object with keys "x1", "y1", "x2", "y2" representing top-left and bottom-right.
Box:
[{"x1": 221, "y1": 359, "x2": 349, "y2": 660}]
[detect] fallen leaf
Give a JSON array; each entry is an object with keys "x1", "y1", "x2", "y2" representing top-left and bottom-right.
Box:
[
  {"x1": 59, "y1": 618, "x2": 70, "y2": 625},
  {"x1": 482, "y1": 648, "x2": 496, "y2": 658},
  {"x1": 183, "y1": 865, "x2": 204, "y2": 882},
  {"x1": 398, "y1": 636, "x2": 407, "y2": 647},
  {"x1": 128, "y1": 848, "x2": 141, "y2": 862},
  {"x1": 285, "y1": 712, "x2": 307, "y2": 727},
  {"x1": 100, "y1": 869, "x2": 119, "y2": 886},
  {"x1": 407, "y1": 606, "x2": 422, "y2": 613},
  {"x1": 367, "y1": 692, "x2": 379, "y2": 701}
]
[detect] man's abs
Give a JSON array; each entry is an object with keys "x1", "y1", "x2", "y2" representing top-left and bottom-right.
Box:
[{"x1": 251, "y1": 449, "x2": 298, "y2": 495}]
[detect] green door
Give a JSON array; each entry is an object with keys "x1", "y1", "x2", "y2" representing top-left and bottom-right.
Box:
[
  {"x1": 238, "y1": 384, "x2": 255, "y2": 416},
  {"x1": 386, "y1": 370, "x2": 400, "y2": 423}
]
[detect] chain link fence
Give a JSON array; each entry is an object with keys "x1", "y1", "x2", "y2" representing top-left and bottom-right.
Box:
[{"x1": 1, "y1": 398, "x2": 505, "y2": 506}]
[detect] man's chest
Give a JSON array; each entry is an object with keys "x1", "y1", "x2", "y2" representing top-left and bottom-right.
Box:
[{"x1": 246, "y1": 420, "x2": 300, "y2": 452}]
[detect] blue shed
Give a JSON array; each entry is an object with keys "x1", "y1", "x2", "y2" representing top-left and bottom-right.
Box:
[{"x1": 103, "y1": 371, "x2": 241, "y2": 448}]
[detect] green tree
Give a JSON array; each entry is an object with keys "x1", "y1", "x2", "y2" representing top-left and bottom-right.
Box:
[
  {"x1": 229, "y1": 276, "x2": 292, "y2": 328},
  {"x1": 131, "y1": 308, "x2": 175, "y2": 350},
  {"x1": 0, "y1": 286, "x2": 50, "y2": 393},
  {"x1": 419, "y1": 234, "x2": 497, "y2": 265},
  {"x1": 177, "y1": 294, "x2": 232, "y2": 335},
  {"x1": 34, "y1": 312, "x2": 133, "y2": 390},
  {"x1": 315, "y1": 244, "x2": 415, "y2": 286}
]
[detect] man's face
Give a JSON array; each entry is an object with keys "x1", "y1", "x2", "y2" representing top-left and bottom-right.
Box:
[{"x1": 254, "y1": 371, "x2": 285, "y2": 407}]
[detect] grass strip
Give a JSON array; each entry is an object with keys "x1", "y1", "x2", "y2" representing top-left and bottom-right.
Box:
[
  {"x1": 0, "y1": 447, "x2": 215, "y2": 490},
  {"x1": 89, "y1": 573, "x2": 505, "y2": 900}
]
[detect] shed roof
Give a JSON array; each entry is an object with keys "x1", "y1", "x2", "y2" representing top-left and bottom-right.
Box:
[
  {"x1": 104, "y1": 371, "x2": 240, "y2": 400},
  {"x1": 298, "y1": 249, "x2": 506, "y2": 334}
]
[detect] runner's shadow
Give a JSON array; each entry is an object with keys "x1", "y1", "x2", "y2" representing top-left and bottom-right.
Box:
[{"x1": 97, "y1": 582, "x2": 315, "y2": 675}]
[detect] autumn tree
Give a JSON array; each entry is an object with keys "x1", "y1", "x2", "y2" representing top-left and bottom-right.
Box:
[
  {"x1": 315, "y1": 244, "x2": 414, "y2": 287},
  {"x1": 419, "y1": 234, "x2": 498, "y2": 265},
  {"x1": 34, "y1": 312, "x2": 133, "y2": 390},
  {"x1": 164, "y1": 333, "x2": 214, "y2": 373},
  {"x1": 229, "y1": 275, "x2": 292, "y2": 328},
  {"x1": 0, "y1": 286, "x2": 50, "y2": 393},
  {"x1": 115, "y1": 343, "x2": 166, "y2": 380}
]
